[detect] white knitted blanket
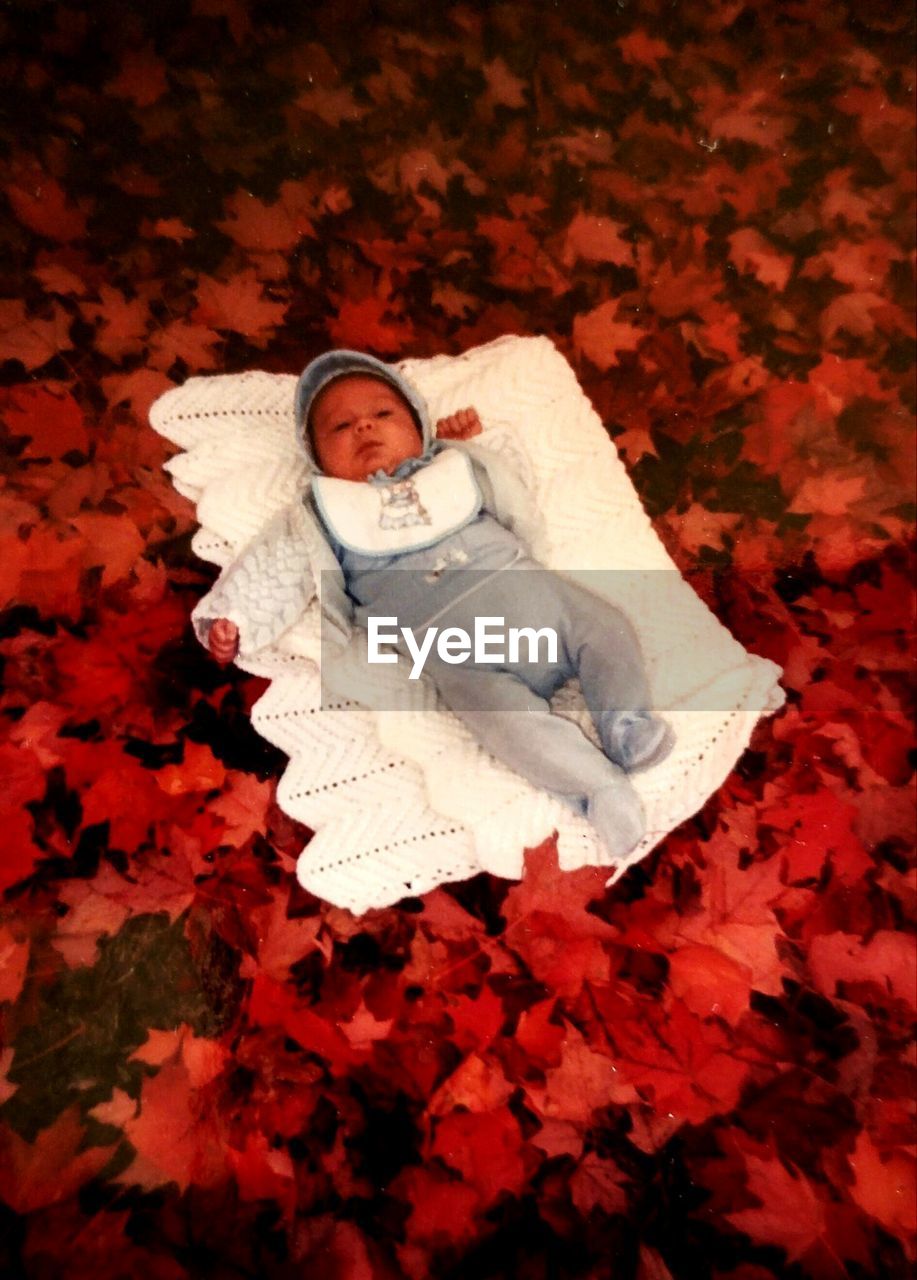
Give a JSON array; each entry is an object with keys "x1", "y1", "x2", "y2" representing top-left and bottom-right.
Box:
[{"x1": 151, "y1": 335, "x2": 784, "y2": 915}]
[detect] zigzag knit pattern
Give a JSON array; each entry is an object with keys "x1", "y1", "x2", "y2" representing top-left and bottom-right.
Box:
[{"x1": 150, "y1": 335, "x2": 785, "y2": 915}]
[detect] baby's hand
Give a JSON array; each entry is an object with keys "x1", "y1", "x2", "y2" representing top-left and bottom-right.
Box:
[
  {"x1": 435, "y1": 406, "x2": 482, "y2": 440},
  {"x1": 209, "y1": 618, "x2": 239, "y2": 665}
]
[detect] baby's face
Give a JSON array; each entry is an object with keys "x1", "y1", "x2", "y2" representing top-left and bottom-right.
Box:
[{"x1": 310, "y1": 374, "x2": 422, "y2": 481}]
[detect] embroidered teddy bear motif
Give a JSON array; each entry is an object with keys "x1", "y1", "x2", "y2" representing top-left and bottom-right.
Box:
[{"x1": 378, "y1": 478, "x2": 431, "y2": 530}]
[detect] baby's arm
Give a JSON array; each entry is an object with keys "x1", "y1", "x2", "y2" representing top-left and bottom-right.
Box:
[
  {"x1": 194, "y1": 501, "x2": 318, "y2": 664},
  {"x1": 435, "y1": 407, "x2": 482, "y2": 440},
  {"x1": 434, "y1": 407, "x2": 526, "y2": 535}
]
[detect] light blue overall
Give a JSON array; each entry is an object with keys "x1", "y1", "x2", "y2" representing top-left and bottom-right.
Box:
[{"x1": 325, "y1": 506, "x2": 664, "y2": 855}]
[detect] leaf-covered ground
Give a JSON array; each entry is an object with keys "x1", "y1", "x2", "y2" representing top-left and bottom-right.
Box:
[{"x1": 0, "y1": 2, "x2": 914, "y2": 1276}]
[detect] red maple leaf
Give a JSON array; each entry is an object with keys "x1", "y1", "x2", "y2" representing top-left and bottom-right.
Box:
[
  {"x1": 227, "y1": 1131, "x2": 296, "y2": 1214},
  {"x1": 4, "y1": 385, "x2": 89, "y2": 459},
  {"x1": 641, "y1": 228, "x2": 714, "y2": 319},
  {"x1": 729, "y1": 227, "x2": 794, "y2": 291},
  {"x1": 396, "y1": 1165, "x2": 481, "y2": 1244},
  {"x1": 0, "y1": 927, "x2": 30, "y2": 1004},
  {"x1": 674, "y1": 837, "x2": 790, "y2": 995},
  {"x1": 238, "y1": 884, "x2": 325, "y2": 981},
  {"x1": 72, "y1": 512, "x2": 147, "y2": 588},
  {"x1": 502, "y1": 840, "x2": 618, "y2": 995},
  {"x1": 663, "y1": 504, "x2": 742, "y2": 556},
  {"x1": 5, "y1": 170, "x2": 89, "y2": 242},
  {"x1": 129, "y1": 1023, "x2": 228, "y2": 1087},
  {"x1": 0, "y1": 1109, "x2": 115, "y2": 1212},
  {"x1": 726, "y1": 1149, "x2": 829, "y2": 1262},
  {"x1": 192, "y1": 269, "x2": 288, "y2": 346},
  {"x1": 51, "y1": 870, "x2": 132, "y2": 968},
  {"x1": 3, "y1": 521, "x2": 88, "y2": 619},
  {"x1": 584, "y1": 990, "x2": 750, "y2": 1126},
  {"x1": 821, "y1": 167, "x2": 890, "y2": 229},
  {"x1": 618, "y1": 29, "x2": 672, "y2": 68},
  {"x1": 702, "y1": 85, "x2": 791, "y2": 148},
  {"x1": 477, "y1": 214, "x2": 565, "y2": 294},
  {"x1": 760, "y1": 788, "x2": 870, "y2": 884},
  {"x1": 667, "y1": 943, "x2": 753, "y2": 1024},
  {"x1": 0, "y1": 300, "x2": 73, "y2": 371},
  {"x1": 821, "y1": 290, "x2": 909, "y2": 344},
  {"x1": 480, "y1": 54, "x2": 528, "y2": 111},
  {"x1": 155, "y1": 741, "x2": 226, "y2": 797},
  {"x1": 431, "y1": 281, "x2": 478, "y2": 319},
  {"x1": 442, "y1": 984, "x2": 505, "y2": 1057},
  {"x1": 428, "y1": 1053, "x2": 513, "y2": 1116},
  {"x1": 807, "y1": 930, "x2": 916, "y2": 1007},
  {"x1": 217, "y1": 182, "x2": 317, "y2": 252},
  {"x1": 0, "y1": 806, "x2": 42, "y2": 892},
  {"x1": 513, "y1": 998, "x2": 566, "y2": 1067},
  {"x1": 65, "y1": 739, "x2": 165, "y2": 849},
  {"x1": 561, "y1": 212, "x2": 633, "y2": 267},
  {"x1": 32, "y1": 258, "x2": 90, "y2": 297},
  {"x1": 100, "y1": 368, "x2": 174, "y2": 417},
  {"x1": 293, "y1": 84, "x2": 368, "y2": 128},
  {"x1": 531, "y1": 1023, "x2": 639, "y2": 1124},
  {"x1": 247, "y1": 974, "x2": 357, "y2": 1071},
  {"x1": 119, "y1": 1057, "x2": 227, "y2": 1191},
  {"x1": 208, "y1": 774, "x2": 274, "y2": 848},
  {"x1": 612, "y1": 419, "x2": 659, "y2": 462},
  {"x1": 326, "y1": 294, "x2": 416, "y2": 354},
  {"x1": 803, "y1": 237, "x2": 901, "y2": 291},
  {"x1": 0, "y1": 742, "x2": 46, "y2": 891},
  {"x1": 80, "y1": 285, "x2": 151, "y2": 361},
  {"x1": 570, "y1": 1149, "x2": 630, "y2": 1215},
  {"x1": 429, "y1": 1108, "x2": 527, "y2": 1203},
  {"x1": 148, "y1": 318, "x2": 222, "y2": 371},
  {"x1": 848, "y1": 1130, "x2": 917, "y2": 1241}
]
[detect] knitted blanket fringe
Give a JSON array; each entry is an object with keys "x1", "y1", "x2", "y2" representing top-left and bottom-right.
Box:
[{"x1": 151, "y1": 335, "x2": 785, "y2": 915}]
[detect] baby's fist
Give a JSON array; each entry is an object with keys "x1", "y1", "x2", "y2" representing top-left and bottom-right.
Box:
[
  {"x1": 435, "y1": 406, "x2": 482, "y2": 440},
  {"x1": 209, "y1": 618, "x2": 239, "y2": 665}
]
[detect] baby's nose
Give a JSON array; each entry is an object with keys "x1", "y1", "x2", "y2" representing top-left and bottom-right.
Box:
[{"x1": 354, "y1": 415, "x2": 374, "y2": 434}]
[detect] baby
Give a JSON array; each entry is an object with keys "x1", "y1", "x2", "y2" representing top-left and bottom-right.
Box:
[{"x1": 205, "y1": 350, "x2": 673, "y2": 859}]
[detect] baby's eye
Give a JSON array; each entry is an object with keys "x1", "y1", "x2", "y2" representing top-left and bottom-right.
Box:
[
  {"x1": 376, "y1": 409, "x2": 392, "y2": 418},
  {"x1": 334, "y1": 421, "x2": 351, "y2": 432}
]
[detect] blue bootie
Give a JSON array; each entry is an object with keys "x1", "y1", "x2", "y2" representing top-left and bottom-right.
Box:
[
  {"x1": 586, "y1": 782, "x2": 646, "y2": 858},
  {"x1": 606, "y1": 712, "x2": 675, "y2": 773}
]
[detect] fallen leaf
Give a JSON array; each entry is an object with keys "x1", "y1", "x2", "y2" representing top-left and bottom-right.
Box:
[
  {"x1": 0, "y1": 1109, "x2": 114, "y2": 1212},
  {"x1": 726, "y1": 1151, "x2": 828, "y2": 1262},
  {"x1": 0, "y1": 299, "x2": 73, "y2": 371},
  {"x1": 573, "y1": 299, "x2": 646, "y2": 369}
]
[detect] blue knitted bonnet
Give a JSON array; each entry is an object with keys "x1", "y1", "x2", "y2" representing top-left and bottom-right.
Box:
[{"x1": 293, "y1": 349, "x2": 433, "y2": 474}]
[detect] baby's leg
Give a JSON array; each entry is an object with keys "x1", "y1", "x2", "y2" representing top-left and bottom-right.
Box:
[
  {"x1": 559, "y1": 583, "x2": 674, "y2": 772},
  {"x1": 427, "y1": 662, "x2": 645, "y2": 859}
]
